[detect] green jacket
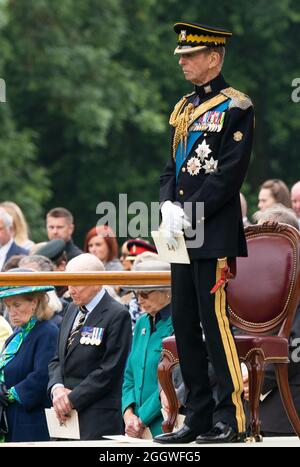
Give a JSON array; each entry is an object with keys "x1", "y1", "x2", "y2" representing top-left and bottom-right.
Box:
[{"x1": 122, "y1": 307, "x2": 173, "y2": 436}]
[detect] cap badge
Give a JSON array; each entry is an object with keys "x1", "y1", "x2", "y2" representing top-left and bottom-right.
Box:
[{"x1": 179, "y1": 30, "x2": 187, "y2": 41}]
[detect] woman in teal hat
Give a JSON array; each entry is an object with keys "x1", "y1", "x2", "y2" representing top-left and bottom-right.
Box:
[
  {"x1": 0, "y1": 269, "x2": 58, "y2": 442},
  {"x1": 122, "y1": 253, "x2": 173, "y2": 438}
]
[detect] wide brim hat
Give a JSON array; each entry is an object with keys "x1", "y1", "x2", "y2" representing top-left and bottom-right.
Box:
[
  {"x1": 0, "y1": 268, "x2": 54, "y2": 299},
  {"x1": 173, "y1": 21, "x2": 232, "y2": 55},
  {"x1": 123, "y1": 252, "x2": 170, "y2": 291}
]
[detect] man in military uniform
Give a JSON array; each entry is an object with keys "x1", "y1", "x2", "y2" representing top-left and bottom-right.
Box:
[{"x1": 154, "y1": 22, "x2": 254, "y2": 444}]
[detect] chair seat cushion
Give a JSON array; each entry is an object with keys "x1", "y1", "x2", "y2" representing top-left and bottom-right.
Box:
[{"x1": 234, "y1": 334, "x2": 289, "y2": 362}]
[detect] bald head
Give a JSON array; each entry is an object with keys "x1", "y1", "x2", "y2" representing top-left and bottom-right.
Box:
[
  {"x1": 66, "y1": 254, "x2": 105, "y2": 305},
  {"x1": 291, "y1": 181, "x2": 300, "y2": 218},
  {"x1": 66, "y1": 253, "x2": 105, "y2": 272}
]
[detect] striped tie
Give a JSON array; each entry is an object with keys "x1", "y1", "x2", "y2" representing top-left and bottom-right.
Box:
[{"x1": 67, "y1": 306, "x2": 88, "y2": 350}]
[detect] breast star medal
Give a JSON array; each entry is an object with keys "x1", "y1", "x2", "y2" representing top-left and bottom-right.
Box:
[
  {"x1": 187, "y1": 157, "x2": 201, "y2": 176},
  {"x1": 202, "y1": 157, "x2": 218, "y2": 174},
  {"x1": 195, "y1": 139, "x2": 212, "y2": 162}
]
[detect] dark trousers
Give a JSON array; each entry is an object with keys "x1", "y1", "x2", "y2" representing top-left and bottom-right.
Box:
[{"x1": 171, "y1": 259, "x2": 245, "y2": 434}]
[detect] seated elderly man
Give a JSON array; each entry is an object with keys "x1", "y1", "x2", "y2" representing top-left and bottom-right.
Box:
[{"x1": 48, "y1": 253, "x2": 132, "y2": 440}]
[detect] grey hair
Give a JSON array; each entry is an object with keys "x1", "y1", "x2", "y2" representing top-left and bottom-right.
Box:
[
  {"x1": 253, "y1": 203, "x2": 299, "y2": 230},
  {"x1": 0, "y1": 207, "x2": 13, "y2": 229},
  {"x1": 19, "y1": 255, "x2": 54, "y2": 271},
  {"x1": 204, "y1": 46, "x2": 225, "y2": 68}
]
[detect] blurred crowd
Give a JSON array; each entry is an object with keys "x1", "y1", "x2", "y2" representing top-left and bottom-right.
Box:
[{"x1": 0, "y1": 177, "x2": 299, "y2": 442}]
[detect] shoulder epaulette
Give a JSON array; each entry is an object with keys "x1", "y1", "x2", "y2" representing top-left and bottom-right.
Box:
[{"x1": 220, "y1": 87, "x2": 253, "y2": 110}]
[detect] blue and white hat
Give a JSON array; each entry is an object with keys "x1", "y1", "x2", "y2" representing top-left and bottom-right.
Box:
[{"x1": 0, "y1": 268, "x2": 54, "y2": 299}]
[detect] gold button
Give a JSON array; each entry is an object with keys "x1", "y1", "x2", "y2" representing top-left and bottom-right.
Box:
[
  {"x1": 204, "y1": 133, "x2": 207, "y2": 136},
  {"x1": 182, "y1": 167, "x2": 186, "y2": 173},
  {"x1": 179, "y1": 190, "x2": 184, "y2": 196}
]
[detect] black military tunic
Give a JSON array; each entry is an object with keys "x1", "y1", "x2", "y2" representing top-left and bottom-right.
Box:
[
  {"x1": 159, "y1": 73, "x2": 254, "y2": 435},
  {"x1": 160, "y1": 73, "x2": 254, "y2": 260}
]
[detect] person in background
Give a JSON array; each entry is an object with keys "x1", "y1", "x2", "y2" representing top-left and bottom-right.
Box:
[
  {"x1": 19, "y1": 255, "x2": 64, "y2": 328},
  {"x1": 122, "y1": 252, "x2": 173, "y2": 438},
  {"x1": 2, "y1": 255, "x2": 25, "y2": 272},
  {"x1": 0, "y1": 273, "x2": 58, "y2": 442},
  {"x1": 34, "y1": 239, "x2": 69, "y2": 303},
  {"x1": 253, "y1": 203, "x2": 299, "y2": 230},
  {"x1": 120, "y1": 241, "x2": 132, "y2": 271},
  {"x1": 257, "y1": 179, "x2": 291, "y2": 212},
  {"x1": 291, "y1": 181, "x2": 300, "y2": 228},
  {"x1": 0, "y1": 208, "x2": 28, "y2": 272},
  {"x1": 0, "y1": 201, "x2": 34, "y2": 250},
  {"x1": 48, "y1": 254, "x2": 132, "y2": 440},
  {"x1": 0, "y1": 316, "x2": 12, "y2": 351},
  {"x1": 46, "y1": 207, "x2": 82, "y2": 261},
  {"x1": 35, "y1": 239, "x2": 68, "y2": 272},
  {"x1": 119, "y1": 239, "x2": 157, "y2": 332},
  {"x1": 240, "y1": 193, "x2": 251, "y2": 228},
  {"x1": 83, "y1": 225, "x2": 123, "y2": 271}
]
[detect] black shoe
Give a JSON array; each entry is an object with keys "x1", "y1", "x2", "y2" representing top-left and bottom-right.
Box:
[
  {"x1": 196, "y1": 422, "x2": 246, "y2": 444},
  {"x1": 154, "y1": 424, "x2": 199, "y2": 444}
]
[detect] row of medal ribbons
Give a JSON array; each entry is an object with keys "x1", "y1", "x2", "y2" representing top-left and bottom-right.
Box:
[
  {"x1": 190, "y1": 110, "x2": 225, "y2": 133},
  {"x1": 80, "y1": 326, "x2": 104, "y2": 346}
]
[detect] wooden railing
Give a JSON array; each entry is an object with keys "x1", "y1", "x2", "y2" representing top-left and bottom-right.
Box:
[{"x1": 0, "y1": 271, "x2": 171, "y2": 287}]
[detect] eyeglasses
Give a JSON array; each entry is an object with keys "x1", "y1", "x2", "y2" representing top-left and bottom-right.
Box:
[{"x1": 133, "y1": 290, "x2": 156, "y2": 299}]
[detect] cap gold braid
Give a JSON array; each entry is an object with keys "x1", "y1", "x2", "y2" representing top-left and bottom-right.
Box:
[{"x1": 179, "y1": 33, "x2": 226, "y2": 45}]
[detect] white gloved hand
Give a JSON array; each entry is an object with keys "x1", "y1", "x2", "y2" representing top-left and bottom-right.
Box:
[{"x1": 161, "y1": 201, "x2": 191, "y2": 234}]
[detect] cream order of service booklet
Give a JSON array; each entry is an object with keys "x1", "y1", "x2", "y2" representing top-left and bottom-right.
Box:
[
  {"x1": 45, "y1": 408, "x2": 80, "y2": 439},
  {"x1": 151, "y1": 230, "x2": 190, "y2": 264}
]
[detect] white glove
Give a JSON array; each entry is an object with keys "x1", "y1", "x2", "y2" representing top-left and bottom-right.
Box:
[{"x1": 161, "y1": 201, "x2": 191, "y2": 234}]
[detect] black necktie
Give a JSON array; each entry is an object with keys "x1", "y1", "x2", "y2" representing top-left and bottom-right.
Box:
[{"x1": 67, "y1": 306, "x2": 88, "y2": 350}]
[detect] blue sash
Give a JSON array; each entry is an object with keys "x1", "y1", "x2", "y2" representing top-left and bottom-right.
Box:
[{"x1": 175, "y1": 99, "x2": 231, "y2": 181}]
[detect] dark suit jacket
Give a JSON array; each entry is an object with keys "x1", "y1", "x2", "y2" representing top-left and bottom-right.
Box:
[
  {"x1": 159, "y1": 73, "x2": 254, "y2": 260},
  {"x1": 1, "y1": 241, "x2": 28, "y2": 270},
  {"x1": 65, "y1": 238, "x2": 82, "y2": 261},
  {"x1": 4, "y1": 320, "x2": 58, "y2": 442},
  {"x1": 48, "y1": 291, "x2": 132, "y2": 440}
]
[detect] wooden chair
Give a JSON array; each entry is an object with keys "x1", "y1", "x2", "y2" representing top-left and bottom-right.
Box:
[{"x1": 158, "y1": 222, "x2": 300, "y2": 440}]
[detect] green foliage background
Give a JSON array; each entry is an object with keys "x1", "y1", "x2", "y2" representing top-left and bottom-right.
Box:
[{"x1": 0, "y1": 0, "x2": 299, "y2": 243}]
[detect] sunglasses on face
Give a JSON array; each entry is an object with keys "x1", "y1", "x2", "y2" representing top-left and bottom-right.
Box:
[{"x1": 133, "y1": 290, "x2": 156, "y2": 299}]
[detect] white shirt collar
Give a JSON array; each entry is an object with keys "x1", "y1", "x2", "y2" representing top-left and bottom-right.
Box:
[
  {"x1": 0, "y1": 239, "x2": 14, "y2": 270},
  {"x1": 85, "y1": 287, "x2": 106, "y2": 313}
]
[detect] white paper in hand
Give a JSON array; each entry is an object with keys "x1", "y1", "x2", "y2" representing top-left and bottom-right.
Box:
[
  {"x1": 45, "y1": 408, "x2": 80, "y2": 439},
  {"x1": 151, "y1": 230, "x2": 190, "y2": 264}
]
